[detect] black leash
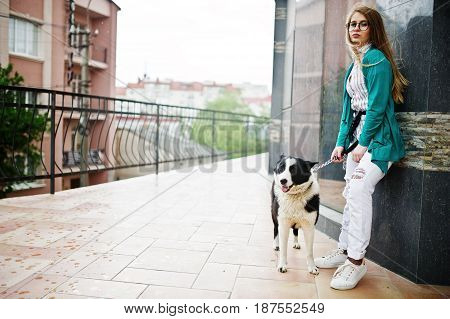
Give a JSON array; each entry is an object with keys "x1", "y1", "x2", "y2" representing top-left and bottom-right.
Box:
[
  {"x1": 312, "y1": 111, "x2": 365, "y2": 173},
  {"x1": 343, "y1": 110, "x2": 366, "y2": 153}
]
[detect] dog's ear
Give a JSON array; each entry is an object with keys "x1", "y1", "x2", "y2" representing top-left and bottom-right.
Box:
[{"x1": 274, "y1": 154, "x2": 285, "y2": 172}]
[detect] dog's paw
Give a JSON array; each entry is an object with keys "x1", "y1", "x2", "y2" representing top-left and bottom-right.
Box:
[
  {"x1": 308, "y1": 266, "x2": 319, "y2": 275},
  {"x1": 277, "y1": 264, "x2": 287, "y2": 273},
  {"x1": 292, "y1": 243, "x2": 301, "y2": 249}
]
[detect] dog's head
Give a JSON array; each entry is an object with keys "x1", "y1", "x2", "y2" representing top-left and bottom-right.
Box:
[{"x1": 273, "y1": 155, "x2": 318, "y2": 194}]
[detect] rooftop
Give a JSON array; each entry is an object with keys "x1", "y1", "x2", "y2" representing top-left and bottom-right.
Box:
[{"x1": 0, "y1": 155, "x2": 448, "y2": 299}]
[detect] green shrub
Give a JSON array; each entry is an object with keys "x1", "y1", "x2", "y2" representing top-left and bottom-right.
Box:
[{"x1": 0, "y1": 64, "x2": 48, "y2": 198}]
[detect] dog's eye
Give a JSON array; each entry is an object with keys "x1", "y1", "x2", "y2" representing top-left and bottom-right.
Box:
[{"x1": 289, "y1": 165, "x2": 296, "y2": 173}]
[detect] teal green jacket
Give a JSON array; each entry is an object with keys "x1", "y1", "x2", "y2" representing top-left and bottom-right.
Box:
[{"x1": 336, "y1": 47, "x2": 406, "y2": 173}]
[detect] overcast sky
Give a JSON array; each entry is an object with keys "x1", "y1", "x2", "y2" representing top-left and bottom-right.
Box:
[{"x1": 114, "y1": 0, "x2": 275, "y2": 91}]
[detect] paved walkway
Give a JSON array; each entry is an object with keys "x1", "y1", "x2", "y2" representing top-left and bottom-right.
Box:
[{"x1": 0, "y1": 155, "x2": 448, "y2": 299}]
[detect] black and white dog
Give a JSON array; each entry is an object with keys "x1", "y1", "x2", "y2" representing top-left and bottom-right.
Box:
[{"x1": 271, "y1": 155, "x2": 320, "y2": 275}]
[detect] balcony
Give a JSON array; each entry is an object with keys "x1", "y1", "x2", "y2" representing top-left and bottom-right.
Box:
[
  {"x1": 91, "y1": 45, "x2": 108, "y2": 64},
  {"x1": 0, "y1": 154, "x2": 448, "y2": 298},
  {"x1": 65, "y1": 45, "x2": 108, "y2": 70}
]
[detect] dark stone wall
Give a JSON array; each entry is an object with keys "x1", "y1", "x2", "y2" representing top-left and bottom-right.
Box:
[
  {"x1": 427, "y1": 0, "x2": 449, "y2": 113},
  {"x1": 418, "y1": 171, "x2": 450, "y2": 284},
  {"x1": 370, "y1": 167, "x2": 423, "y2": 282},
  {"x1": 367, "y1": 0, "x2": 449, "y2": 285}
]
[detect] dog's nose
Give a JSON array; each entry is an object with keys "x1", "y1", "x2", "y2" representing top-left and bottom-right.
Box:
[{"x1": 280, "y1": 179, "x2": 287, "y2": 185}]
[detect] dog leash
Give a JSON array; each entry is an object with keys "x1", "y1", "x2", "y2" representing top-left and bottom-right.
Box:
[
  {"x1": 311, "y1": 158, "x2": 334, "y2": 173},
  {"x1": 311, "y1": 110, "x2": 365, "y2": 173},
  {"x1": 311, "y1": 141, "x2": 358, "y2": 173}
]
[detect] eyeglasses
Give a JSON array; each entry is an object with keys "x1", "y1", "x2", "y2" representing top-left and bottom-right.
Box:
[{"x1": 347, "y1": 21, "x2": 369, "y2": 31}]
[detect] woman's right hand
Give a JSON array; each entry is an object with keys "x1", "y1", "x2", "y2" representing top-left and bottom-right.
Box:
[{"x1": 331, "y1": 146, "x2": 344, "y2": 163}]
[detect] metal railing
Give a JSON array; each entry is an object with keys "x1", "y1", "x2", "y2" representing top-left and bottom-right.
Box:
[{"x1": 0, "y1": 86, "x2": 269, "y2": 195}]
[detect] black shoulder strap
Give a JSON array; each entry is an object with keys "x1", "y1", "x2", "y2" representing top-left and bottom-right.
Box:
[{"x1": 343, "y1": 111, "x2": 366, "y2": 154}]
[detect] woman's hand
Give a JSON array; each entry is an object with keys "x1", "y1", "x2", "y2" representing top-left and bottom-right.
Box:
[
  {"x1": 352, "y1": 145, "x2": 368, "y2": 163},
  {"x1": 331, "y1": 146, "x2": 344, "y2": 163}
]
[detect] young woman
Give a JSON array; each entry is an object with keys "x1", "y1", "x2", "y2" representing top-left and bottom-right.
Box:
[{"x1": 314, "y1": 4, "x2": 408, "y2": 290}]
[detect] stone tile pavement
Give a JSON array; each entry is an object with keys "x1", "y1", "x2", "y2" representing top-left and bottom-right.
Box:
[{"x1": 0, "y1": 155, "x2": 448, "y2": 299}]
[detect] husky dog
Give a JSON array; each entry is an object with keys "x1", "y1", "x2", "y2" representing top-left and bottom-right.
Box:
[{"x1": 271, "y1": 155, "x2": 320, "y2": 275}]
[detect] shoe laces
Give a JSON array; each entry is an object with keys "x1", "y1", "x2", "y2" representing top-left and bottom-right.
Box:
[
  {"x1": 333, "y1": 262, "x2": 356, "y2": 279},
  {"x1": 323, "y1": 249, "x2": 344, "y2": 260}
]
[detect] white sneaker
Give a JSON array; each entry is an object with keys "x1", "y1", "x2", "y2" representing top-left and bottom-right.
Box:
[
  {"x1": 314, "y1": 249, "x2": 347, "y2": 268},
  {"x1": 330, "y1": 259, "x2": 367, "y2": 290}
]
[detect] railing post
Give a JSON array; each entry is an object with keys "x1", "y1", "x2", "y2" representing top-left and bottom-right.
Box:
[
  {"x1": 50, "y1": 92, "x2": 56, "y2": 194},
  {"x1": 244, "y1": 115, "x2": 250, "y2": 158},
  {"x1": 155, "y1": 104, "x2": 160, "y2": 175},
  {"x1": 211, "y1": 112, "x2": 216, "y2": 162}
]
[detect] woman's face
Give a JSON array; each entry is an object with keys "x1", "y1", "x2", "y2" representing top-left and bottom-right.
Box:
[{"x1": 348, "y1": 12, "x2": 370, "y2": 46}]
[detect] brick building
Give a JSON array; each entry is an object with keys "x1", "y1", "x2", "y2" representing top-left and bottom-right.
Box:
[{"x1": 0, "y1": 0, "x2": 120, "y2": 195}]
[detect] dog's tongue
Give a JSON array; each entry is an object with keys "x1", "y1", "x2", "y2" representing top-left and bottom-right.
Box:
[{"x1": 281, "y1": 185, "x2": 290, "y2": 193}]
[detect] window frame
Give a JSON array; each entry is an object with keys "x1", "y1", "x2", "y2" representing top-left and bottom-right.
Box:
[{"x1": 9, "y1": 16, "x2": 41, "y2": 58}]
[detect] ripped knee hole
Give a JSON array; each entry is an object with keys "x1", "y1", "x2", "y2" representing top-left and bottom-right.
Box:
[{"x1": 351, "y1": 168, "x2": 366, "y2": 180}]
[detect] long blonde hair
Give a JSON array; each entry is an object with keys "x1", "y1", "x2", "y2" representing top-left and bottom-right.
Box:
[{"x1": 346, "y1": 4, "x2": 409, "y2": 104}]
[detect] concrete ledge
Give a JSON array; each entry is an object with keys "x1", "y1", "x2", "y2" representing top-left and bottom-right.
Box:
[{"x1": 316, "y1": 205, "x2": 342, "y2": 242}]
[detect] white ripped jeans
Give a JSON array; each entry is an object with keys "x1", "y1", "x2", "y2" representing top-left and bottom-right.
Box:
[{"x1": 337, "y1": 151, "x2": 392, "y2": 260}]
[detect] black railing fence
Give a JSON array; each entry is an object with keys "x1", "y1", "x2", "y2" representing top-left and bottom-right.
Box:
[{"x1": 0, "y1": 86, "x2": 269, "y2": 195}]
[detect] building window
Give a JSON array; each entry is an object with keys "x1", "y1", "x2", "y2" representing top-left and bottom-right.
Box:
[
  {"x1": 71, "y1": 74, "x2": 82, "y2": 94},
  {"x1": 9, "y1": 17, "x2": 39, "y2": 57}
]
